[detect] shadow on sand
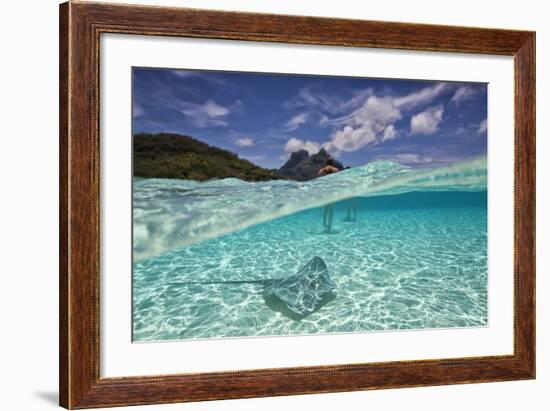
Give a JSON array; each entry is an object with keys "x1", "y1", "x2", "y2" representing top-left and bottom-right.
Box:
[{"x1": 263, "y1": 291, "x2": 337, "y2": 321}]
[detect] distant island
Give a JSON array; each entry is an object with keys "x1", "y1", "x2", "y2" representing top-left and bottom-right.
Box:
[
  {"x1": 279, "y1": 148, "x2": 343, "y2": 181},
  {"x1": 133, "y1": 133, "x2": 343, "y2": 182}
]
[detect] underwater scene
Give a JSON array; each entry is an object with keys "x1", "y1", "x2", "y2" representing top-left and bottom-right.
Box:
[
  {"x1": 133, "y1": 159, "x2": 487, "y2": 341},
  {"x1": 132, "y1": 67, "x2": 488, "y2": 342}
]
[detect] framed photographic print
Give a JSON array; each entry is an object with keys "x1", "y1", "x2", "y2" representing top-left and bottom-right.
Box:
[{"x1": 59, "y1": 1, "x2": 535, "y2": 409}]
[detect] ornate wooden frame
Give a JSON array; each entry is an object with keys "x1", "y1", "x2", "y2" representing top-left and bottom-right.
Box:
[{"x1": 59, "y1": 1, "x2": 535, "y2": 408}]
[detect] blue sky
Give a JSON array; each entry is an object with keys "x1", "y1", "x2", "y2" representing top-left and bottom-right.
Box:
[{"x1": 133, "y1": 67, "x2": 487, "y2": 169}]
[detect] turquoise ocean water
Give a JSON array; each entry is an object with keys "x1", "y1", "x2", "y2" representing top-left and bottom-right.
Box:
[{"x1": 133, "y1": 159, "x2": 487, "y2": 342}]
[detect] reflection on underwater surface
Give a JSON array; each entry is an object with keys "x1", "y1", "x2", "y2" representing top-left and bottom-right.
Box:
[
  {"x1": 133, "y1": 189, "x2": 487, "y2": 342},
  {"x1": 133, "y1": 158, "x2": 487, "y2": 262}
]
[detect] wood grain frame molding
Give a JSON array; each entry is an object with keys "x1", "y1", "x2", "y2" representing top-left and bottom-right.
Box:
[{"x1": 60, "y1": 1, "x2": 535, "y2": 408}]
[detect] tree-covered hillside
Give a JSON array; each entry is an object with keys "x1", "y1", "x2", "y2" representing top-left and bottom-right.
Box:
[{"x1": 133, "y1": 133, "x2": 282, "y2": 181}]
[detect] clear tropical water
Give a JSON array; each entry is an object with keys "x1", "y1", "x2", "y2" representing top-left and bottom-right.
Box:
[{"x1": 133, "y1": 159, "x2": 488, "y2": 342}]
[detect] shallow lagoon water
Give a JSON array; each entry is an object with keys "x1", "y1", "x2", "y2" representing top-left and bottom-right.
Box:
[{"x1": 133, "y1": 187, "x2": 487, "y2": 342}]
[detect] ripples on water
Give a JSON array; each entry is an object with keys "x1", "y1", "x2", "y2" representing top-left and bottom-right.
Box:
[{"x1": 133, "y1": 159, "x2": 488, "y2": 342}]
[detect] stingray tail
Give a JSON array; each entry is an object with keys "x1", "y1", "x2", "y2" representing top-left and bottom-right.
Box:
[{"x1": 168, "y1": 279, "x2": 267, "y2": 286}]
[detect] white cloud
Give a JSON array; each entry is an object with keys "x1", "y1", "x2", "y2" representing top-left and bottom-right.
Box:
[
  {"x1": 392, "y1": 154, "x2": 433, "y2": 165},
  {"x1": 180, "y1": 100, "x2": 230, "y2": 127},
  {"x1": 287, "y1": 87, "x2": 373, "y2": 115},
  {"x1": 285, "y1": 113, "x2": 308, "y2": 130},
  {"x1": 171, "y1": 70, "x2": 226, "y2": 84},
  {"x1": 284, "y1": 137, "x2": 321, "y2": 155},
  {"x1": 281, "y1": 83, "x2": 448, "y2": 155},
  {"x1": 235, "y1": 137, "x2": 254, "y2": 147},
  {"x1": 410, "y1": 105, "x2": 444, "y2": 135},
  {"x1": 203, "y1": 101, "x2": 229, "y2": 117},
  {"x1": 324, "y1": 95, "x2": 401, "y2": 152},
  {"x1": 133, "y1": 101, "x2": 144, "y2": 118},
  {"x1": 382, "y1": 125, "x2": 398, "y2": 141},
  {"x1": 478, "y1": 118, "x2": 488, "y2": 134},
  {"x1": 321, "y1": 83, "x2": 446, "y2": 153},
  {"x1": 298, "y1": 82, "x2": 444, "y2": 116},
  {"x1": 353, "y1": 96, "x2": 402, "y2": 126},
  {"x1": 327, "y1": 125, "x2": 377, "y2": 152},
  {"x1": 451, "y1": 86, "x2": 477, "y2": 105},
  {"x1": 394, "y1": 83, "x2": 447, "y2": 109},
  {"x1": 171, "y1": 70, "x2": 197, "y2": 78},
  {"x1": 319, "y1": 115, "x2": 330, "y2": 126}
]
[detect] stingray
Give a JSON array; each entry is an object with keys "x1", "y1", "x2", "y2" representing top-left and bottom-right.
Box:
[{"x1": 170, "y1": 256, "x2": 336, "y2": 319}]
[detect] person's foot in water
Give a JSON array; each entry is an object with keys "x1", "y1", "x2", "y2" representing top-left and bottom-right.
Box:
[
  {"x1": 318, "y1": 159, "x2": 340, "y2": 233},
  {"x1": 343, "y1": 198, "x2": 357, "y2": 222},
  {"x1": 323, "y1": 204, "x2": 335, "y2": 232}
]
